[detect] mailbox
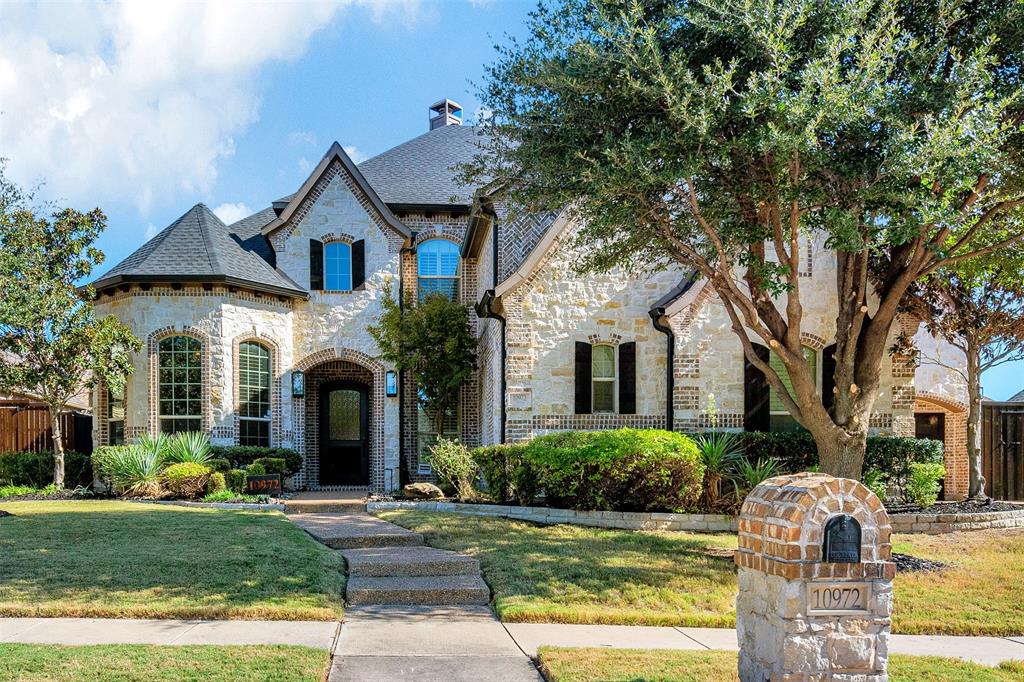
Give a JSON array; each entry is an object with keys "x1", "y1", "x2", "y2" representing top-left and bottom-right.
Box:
[{"x1": 823, "y1": 514, "x2": 862, "y2": 563}]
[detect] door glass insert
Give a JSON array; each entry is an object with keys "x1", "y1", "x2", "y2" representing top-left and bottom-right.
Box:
[{"x1": 328, "y1": 389, "x2": 362, "y2": 441}]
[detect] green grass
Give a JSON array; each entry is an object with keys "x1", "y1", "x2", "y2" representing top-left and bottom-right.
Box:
[
  {"x1": 0, "y1": 500, "x2": 345, "y2": 620},
  {"x1": 379, "y1": 511, "x2": 1024, "y2": 635},
  {"x1": 537, "y1": 647, "x2": 1024, "y2": 682},
  {"x1": 0, "y1": 644, "x2": 329, "y2": 681}
]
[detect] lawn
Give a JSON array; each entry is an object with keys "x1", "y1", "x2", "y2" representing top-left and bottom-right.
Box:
[
  {"x1": 537, "y1": 648, "x2": 1024, "y2": 682},
  {"x1": 0, "y1": 644, "x2": 329, "y2": 681},
  {"x1": 378, "y1": 511, "x2": 1024, "y2": 635},
  {"x1": 0, "y1": 501, "x2": 345, "y2": 620}
]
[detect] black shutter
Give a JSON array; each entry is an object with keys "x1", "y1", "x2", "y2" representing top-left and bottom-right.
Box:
[
  {"x1": 352, "y1": 239, "x2": 365, "y2": 289},
  {"x1": 309, "y1": 239, "x2": 323, "y2": 291},
  {"x1": 574, "y1": 341, "x2": 592, "y2": 414},
  {"x1": 822, "y1": 344, "x2": 837, "y2": 415},
  {"x1": 618, "y1": 341, "x2": 637, "y2": 414},
  {"x1": 743, "y1": 344, "x2": 771, "y2": 432}
]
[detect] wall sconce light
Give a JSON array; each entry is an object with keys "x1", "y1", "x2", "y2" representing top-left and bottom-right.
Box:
[
  {"x1": 385, "y1": 370, "x2": 398, "y2": 397},
  {"x1": 291, "y1": 371, "x2": 305, "y2": 397}
]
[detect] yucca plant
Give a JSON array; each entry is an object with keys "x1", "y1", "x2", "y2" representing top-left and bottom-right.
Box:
[
  {"x1": 732, "y1": 455, "x2": 780, "y2": 499},
  {"x1": 136, "y1": 433, "x2": 169, "y2": 460},
  {"x1": 99, "y1": 446, "x2": 162, "y2": 498},
  {"x1": 163, "y1": 432, "x2": 212, "y2": 465},
  {"x1": 694, "y1": 431, "x2": 743, "y2": 509}
]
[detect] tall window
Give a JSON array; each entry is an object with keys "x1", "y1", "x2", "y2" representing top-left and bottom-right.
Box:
[
  {"x1": 591, "y1": 344, "x2": 616, "y2": 413},
  {"x1": 769, "y1": 345, "x2": 818, "y2": 432},
  {"x1": 417, "y1": 239, "x2": 459, "y2": 301},
  {"x1": 325, "y1": 241, "x2": 352, "y2": 291},
  {"x1": 108, "y1": 384, "x2": 125, "y2": 445},
  {"x1": 158, "y1": 335, "x2": 202, "y2": 434},
  {"x1": 238, "y1": 341, "x2": 271, "y2": 446},
  {"x1": 417, "y1": 390, "x2": 459, "y2": 472}
]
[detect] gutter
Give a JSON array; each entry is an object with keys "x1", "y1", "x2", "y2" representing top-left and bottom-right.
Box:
[
  {"x1": 476, "y1": 288, "x2": 507, "y2": 444},
  {"x1": 648, "y1": 308, "x2": 675, "y2": 432}
]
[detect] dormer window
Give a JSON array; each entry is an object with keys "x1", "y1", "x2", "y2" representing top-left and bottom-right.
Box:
[{"x1": 325, "y1": 242, "x2": 352, "y2": 292}]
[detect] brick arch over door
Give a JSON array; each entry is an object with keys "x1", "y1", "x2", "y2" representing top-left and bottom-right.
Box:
[
  {"x1": 147, "y1": 326, "x2": 213, "y2": 436},
  {"x1": 294, "y1": 348, "x2": 387, "y2": 491},
  {"x1": 232, "y1": 332, "x2": 283, "y2": 446},
  {"x1": 915, "y1": 391, "x2": 969, "y2": 500}
]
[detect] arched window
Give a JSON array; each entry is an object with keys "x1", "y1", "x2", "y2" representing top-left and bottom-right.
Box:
[
  {"x1": 417, "y1": 239, "x2": 459, "y2": 301},
  {"x1": 238, "y1": 341, "x2": 271, "y2": 446},
  {"x1": 158, "y1": 335, "x2": 202, "y2": 434},
  {"x1": 325, "y1": 241, "x2": 352, "y2": 292}
]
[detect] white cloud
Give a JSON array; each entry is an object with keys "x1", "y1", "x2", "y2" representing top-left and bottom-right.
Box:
[
  {"x1": 211, "y1": 202, "x2": 252, "y2": 225},
  {"x1": 144, "y1": 223, "x2": 159, "y2": 240},
  {"x1": 0, "y1": 1, "x2": 421, "y2": 213},
  {"x1": 288, "y1": 131, "x2": 318, "y2": 147},
  {"x1": 344, "y1": 145, "x2": 367, "y2": 164}
]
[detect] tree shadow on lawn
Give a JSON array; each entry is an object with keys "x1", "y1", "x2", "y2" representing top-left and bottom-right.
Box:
[{"x1": 0, "y1": 502, "x2": 344, "y2": 619}]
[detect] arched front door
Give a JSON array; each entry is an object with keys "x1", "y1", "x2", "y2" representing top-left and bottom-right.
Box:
[{"x1": 319, "y1": 381, "x2": 369, "y2": 486}]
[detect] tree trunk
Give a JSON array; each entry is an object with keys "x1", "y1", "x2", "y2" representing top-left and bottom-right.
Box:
[
  {"x1": 808, "y1": 422, "x2": 869, "y2": 480},
  {"x1": 49, "y1": 406, "x2": 65, "y2": 488},
  {"x1": 966, "y1": 336, "x2": 987, "y2": 500}
]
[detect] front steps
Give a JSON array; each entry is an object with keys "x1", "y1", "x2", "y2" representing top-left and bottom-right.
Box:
[{"x1": 291, "y1": 512, "x2": 492, "y2": 606}]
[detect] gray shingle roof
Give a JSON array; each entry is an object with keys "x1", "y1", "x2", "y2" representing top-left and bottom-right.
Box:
[
  {"x1": 357, "y1": 125, "x2": 486, "y2": 207},
  {"x1": 93, "y1": 204, "x2": 306, "y2": 297},
  {"x1": 1009, "y1": 388, "x2": 1024, "y2": 402}
]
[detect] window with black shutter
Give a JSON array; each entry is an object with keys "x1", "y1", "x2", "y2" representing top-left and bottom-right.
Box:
[
  {"x1": 618, "y1": 341, "x2": 636, "y2": 414},
  {"x1": 352, "y1": 239, "x2": 365, "y2": 289},
  {"x1": 309, "y1": 239, "x2": 324, "y2": 291},
  {"x1": 743, "y1": 344, "x2": 771, "y2": 432},
  {"x1": 574, "y1": 341, "x2": 592, "y2": 414}
]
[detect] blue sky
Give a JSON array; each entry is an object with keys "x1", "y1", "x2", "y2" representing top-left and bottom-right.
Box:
[{"x1": 1, "y1": 0, "x2": 1020, "y2": 399}]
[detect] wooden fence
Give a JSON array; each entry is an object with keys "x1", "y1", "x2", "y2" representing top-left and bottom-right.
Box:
[
  {"x1": 0, "y1": 402, "x2": 92, "y2": 454},
  {"x1": 982, "y1": 402, "x2": 1024, "y2": 501}
]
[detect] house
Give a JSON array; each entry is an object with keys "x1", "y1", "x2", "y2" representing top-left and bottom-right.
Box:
[{"x1": 88, "y1": 99, "x2": 971, "y2": 498}]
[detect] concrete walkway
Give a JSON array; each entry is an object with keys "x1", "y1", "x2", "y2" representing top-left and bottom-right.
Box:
[
  {"x1": 504, "y1": 623, "x2": 1024, "y2": 667},
  {"x1": 0, "y1": 618, "x2": 338, "y2": 648}
]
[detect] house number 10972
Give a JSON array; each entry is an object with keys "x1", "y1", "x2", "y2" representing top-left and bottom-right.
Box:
[{"x1": 806, "y1": 582, "x2": 872, "y2": 615}]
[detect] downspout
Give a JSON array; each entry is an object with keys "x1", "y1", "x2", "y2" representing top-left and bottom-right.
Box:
[
  {"x1": 649, "y1": 307, "x2": 675, "y2": 432},
  {"x1": 397, "y1": 238, "x2": 413, "y2": 487}
]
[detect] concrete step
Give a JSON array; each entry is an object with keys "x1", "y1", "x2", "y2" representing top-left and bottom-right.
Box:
[
  {"x1": 346, "y1": 575, "x2": 491, "y2": 606},
  {"x1": 341, "y1": 546, "x2": 480, "y2": 578},
  {"x1": 285, "y1": 501, "x2": 367, "y2": 514},
  {"x1": 290, "y1": 513, "x2": 424, "y2": 549}
]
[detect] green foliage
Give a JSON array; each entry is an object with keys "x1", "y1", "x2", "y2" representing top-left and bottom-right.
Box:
[
  {"x1": 226, "y1": 469, "x2": 247, "y2": 494},
  {"x1": 524, "y1": 428, "x2": 705, "y2": 512},
  {"x1": 201, "y1": 490, "x2": 267, "y2": 503},
  {"x1": 208, "y1": 446, "x2": 301, "y2": 477},
  {"x1": 368, "y1": 289, "x2": 477, "y2": 432},
  {"x1": 0, "y1": 166, "x2": 141, "y2": 486},
  {"x1": 426, "y1": 438, "x2": 479, "y2": 500},
  {"x1": 732, "y1": 457, "x2": 781, "y2": 497},
  {"x1": 163, "y1": 432, "x2": 212, "y2": 465},
  {"x1": 0, "y1": 485, "x2": 37, "y2": 498},
  {"x1": 161, "y1": 462, "x2": 210, "y2": 499},
  {"x1": 206, "y1": 471, "x2": 226, "y2": 495},
  {"x1": 473, "y1": 444, "x2": 536, "y2": 505},
  {"x1": 252, "y1": 457, "x2": 286, "y2": 476},
  {"x1": 863, "y1": 469, "x2": 888, "y2": 502},
  {"x1": 694, "y1": 432, "x2": 743, "y2": 508},
  {"x1": 207, "y1": 458, "x2": 231, "y2": 473},
  {"x1": 97, "y1": 446, "x2": 162, "y2": 498},
  {"x1": 0, "y1": 450, "x2": 91, "y2": 488},
  {"x1": 136, "y1": 434, "x2": 168, "y2": 460},
  {"x1": 907, "y1": 462, "x2": 947, "y2": 508},
  {"x1": 865, "y1": 437, "x2": 944, "y2": 501},
  {"x1": 246, "y1": 462, "x2": 266, "y2": 476}
]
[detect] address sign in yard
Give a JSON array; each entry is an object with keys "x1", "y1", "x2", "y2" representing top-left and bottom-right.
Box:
[{"x1": 806, "y1": 581, "x2": 872, "y2": 616}]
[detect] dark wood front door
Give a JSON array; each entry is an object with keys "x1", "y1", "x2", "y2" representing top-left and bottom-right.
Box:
[
  {"x1": 319, "y1": 381, "x2": 369, "y2": 486},
  {"x1": 915, "y1": 412, "x2": 945, "y2": 441}
]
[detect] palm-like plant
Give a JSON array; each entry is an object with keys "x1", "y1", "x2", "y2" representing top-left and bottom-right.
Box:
[
  {"x1": 732, "y1": 456, "x2": 780, "y2": 498},
  {"x1": 163, "y1": 432, "x2": 212, "y2": 465},
  {"x1": 694, "y1": 431, "x2": 743, "y2": 508},
  {"x1": 136, "y1": 433, "x2": 169, "y2": 460},
  {"x1": 99, "y1": 446, "x2": 162, "y2": 498}
]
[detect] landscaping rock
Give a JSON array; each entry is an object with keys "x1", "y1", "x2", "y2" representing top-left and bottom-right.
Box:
[
  {"x1": 892, "y1": 552, "x2": 947, "y2": 573},
  {"x1": 0, "y1": 510, "x2": 10, "y2": 517},
  {"x1": 404, "y1": 482, "x2": 444, "y2": 499}
]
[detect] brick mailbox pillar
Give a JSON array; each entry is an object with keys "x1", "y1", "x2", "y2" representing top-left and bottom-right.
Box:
[{"x1": 735, "y1": 472, "x2": 895, "y2": 681}]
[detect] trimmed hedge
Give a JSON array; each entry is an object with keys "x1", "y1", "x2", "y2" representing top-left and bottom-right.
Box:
[
  {"x1": 208, "y1": 446, "x2": 301, "y2": 477},
  {"x1": 474, "y1": 444, "x2": 535, "y2": 506},
  {"x1": 0, "y1": 450, "x2": 92, "y2": 488},
  {"x1": 161, "y1": 462, "x2": 210, "y2": 499},
  {"x1": 521, "y1": 428, "x2": 705, "y2": 512}
]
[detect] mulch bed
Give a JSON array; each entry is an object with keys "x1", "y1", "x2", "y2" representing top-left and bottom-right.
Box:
[
  {"x1": 892, "y1": 552, "x2": 948, "y2": 573},
  {"x1": 885, "y1": 499, "x2": 1024, "y2": 515},
  {"x1": 0, "y1": 490, "x2": 80, "y2": 502}
]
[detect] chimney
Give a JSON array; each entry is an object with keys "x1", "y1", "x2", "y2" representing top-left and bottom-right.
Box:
[{"x1": 429, "y1": 99, "x2": 463, "y2": 130}]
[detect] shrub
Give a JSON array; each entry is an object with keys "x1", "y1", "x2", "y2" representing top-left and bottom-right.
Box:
[
  {"x1": 208, "y1": 446, "x2": 302, "y2": 477},
  {"x1": 694, "y1": 432, "x2": 743, "y2": 508},
  {"x1": 226, "y1": 469, "x2": 247, "y2": 493},
  {"x1": 207, "y1": 458, "x2": 231, "y2": 473},
  {"x1": 136, "y1": 433, "x2": 169, "y2": 459},
  {"x1": 161, "y1": 462, "x2": 211, "y2": 499},
  {"x1": 97, "y1": 446, "x2": 162, "y2": 497},
  {"x1": 246, "y1": 462, "x2": 266, "y2": 476},
  {"x1": 907, "y1": 462, "x2": 946, "y2": 507},
  {"x1": 863, "y1": 469, "x2": 888, "y2": 502},
  {"x1": 731, "y1": 456, "x2": 781, "y2": 497},
  {"x1": 473, "y1": 444, "x2": 536, "y2": 505},
  {"x1": 206, "y1": 471, "x2": 226, "y2": 495},
  {"x1": 202, "y1": 490, "x2": 265, "y2": 503},
  {"x1": 524, "y1": 428, "x2": 704, "y2": 512},
  {"x1": 253, "y1": 457, "x2": 287, "y2": 476},
  {"x1": 163, "y1": 432, "x2": 212, "y2": 465},
  {"x1": 864, "y1": 437, "x2": 944, "y2": 500},
  {"x1": 427, "y1": 438, "x2": 479, "y2": 500},
  {"x1": 0, "y1": 484, "x2": 36, "y2": 498},
  {"x1": 0, "y1": 450, "x2": 92, "y2": 488}
]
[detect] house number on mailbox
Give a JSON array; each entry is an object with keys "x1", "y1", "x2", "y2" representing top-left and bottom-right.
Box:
[{"x1": 823, "y1": 514, "x2": 861, "y2": 563}]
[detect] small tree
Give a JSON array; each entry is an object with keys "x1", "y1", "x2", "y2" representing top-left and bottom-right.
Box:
[
  {"x1": 369, "y1": 290, "x2": 478, "y2": 438},
  {"x1": 903, "y1": 243, "x2": 1024, "y2": 500},
  {"x1": 0, "y1": 167, "x2": 141, "y2": 487},
  {"x1": 467, "y1": 0, "x2": 1024, "y2": 478}
]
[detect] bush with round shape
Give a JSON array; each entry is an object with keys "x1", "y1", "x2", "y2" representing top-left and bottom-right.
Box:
[
  {"x1": 907, "y1": 462, "x2": 946, "y2": 508},
  {"x1": 161, "y1": 462, "x2": 211, "y2": 499},
  {"x1": 473, "y1": 443, "x2": 535, "y2": 505},
  {"x1": 226, "y1": 469, "x2": 247, "y2": 494},
  {"x1": 427, "y1": 438, "x2": 478, "y2": 500},
  {"x1": 524, "y1": 428, "x2": 704, "y2": 512},
  {"x1": 206, "y1": 458, "x2": 231, "y2": 473},
  {"x1": 208, "y1": 446, "x2": 302, "y2": 477},
  {"x1": 246, "y1": 462, "x2": 266, "y2": 476},
  {"x1": 206, "y1": 471, "x2": 226, "y2": 495},
  {"x1": 252, "y1": 457, "x2": 287, "y2": 476}
]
